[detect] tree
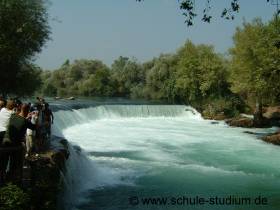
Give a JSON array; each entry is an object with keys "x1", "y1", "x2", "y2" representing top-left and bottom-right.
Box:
[
  {"x1": 0, "y1": 0, "x2": 50, "y2": 96},
  {"x1": 143, "y1": 54, "x2": 178, "y2": 101},
  {"x1": 41, "y1": 70, "x2": 57, "y2": 96},
  {"x1": 14, "y1": 63, "x2": 43, "y2": 96},
  {"x1": 110, "y1": 57, "x2": 143, "y2": 96},
  {"x1": 229, "y1": 18, "x2": 280, "y2": 125},
  {"x1": 175, "y1": 41, "x2": 229, "y2": 105},
  {"x1": 79, "y1": 64, "x2": 112, "y2": 96},
  {"x1": 40, "y1": 59, "x2": 114, "y2": 97}
]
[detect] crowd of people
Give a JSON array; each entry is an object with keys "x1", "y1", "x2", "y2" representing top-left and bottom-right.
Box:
[{"x1": 0, "y1": 97, "x2": 54, "y2": 185}]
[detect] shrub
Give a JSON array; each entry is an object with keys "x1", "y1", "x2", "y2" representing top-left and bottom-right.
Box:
[{"x1": 0, "y1": 183, "x2": 30, "y2": 210}]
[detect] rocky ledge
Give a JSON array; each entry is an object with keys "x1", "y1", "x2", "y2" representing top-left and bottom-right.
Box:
[
  {"x1": 204, "y1": 105, "x2": 280, "y2": 146},
  {"x1": 26, "y1": 137, "x2": 70, "y2": 210},
  {"x1": 225, "y1": 106, "x2": 280, "y2": 128},
  {"x1": 262, "y1": 132, "x2": 280, "y2": 146},
  {"x1": 225, "y1": 117, "x2": 255, "y2": 128}
]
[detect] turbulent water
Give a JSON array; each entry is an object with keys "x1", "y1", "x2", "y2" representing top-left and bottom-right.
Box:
[{"x1": 52, "y1": 102, "x2": 280, "y2": 210}]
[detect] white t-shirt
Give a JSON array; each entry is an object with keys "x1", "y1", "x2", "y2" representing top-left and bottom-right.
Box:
[
  {"x1": 27, "y1": 114, "x2": 38, "y2": 136},
  {"x1": 0, "y1": 108, "x2": 13, "y2": 132}
]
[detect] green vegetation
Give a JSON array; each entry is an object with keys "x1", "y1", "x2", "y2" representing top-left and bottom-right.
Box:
[
  {"x1": 0, "y1": 0, "x2": 50, "y2": 207},
  {"x1": 39, "y1": 17, "x2": 280, "y2": 119},
  {"x1": 230, "y1": 17, "x2": 280, "y2": 107},
  {"x1": 0, "y1": 184, "x2": 30, "y2": 210},
  {"x1": 0, "y1": 0, "x2": 50, "y2": 96},
  {"x1": 229, "y1": 17, "x2": 280, "y2": 123}
]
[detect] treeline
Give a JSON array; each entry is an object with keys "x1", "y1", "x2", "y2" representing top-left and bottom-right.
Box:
[{"x1": 40, "y1": 17, "x2": 280, "y2": 118}]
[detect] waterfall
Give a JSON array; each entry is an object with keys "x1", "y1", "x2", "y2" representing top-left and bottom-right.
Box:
[
  {"x1": 52, "y1": 104, "x2": 202, "y2": 209},
  {"x1": 52, "y1": 105, "x2": 202, "y2": 134}
]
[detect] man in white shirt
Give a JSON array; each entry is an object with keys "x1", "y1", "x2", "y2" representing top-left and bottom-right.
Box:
[
  {"x1": 0, "y1": 100, "x2": 15, "y2": 141},
  {"x1": 0, "y1": 99, "x2": 15, "y2": 183}
]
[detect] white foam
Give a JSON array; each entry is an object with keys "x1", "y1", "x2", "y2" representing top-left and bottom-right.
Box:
[{"x1": 54, "y1": 105, "x2": 280, "y2": 209}]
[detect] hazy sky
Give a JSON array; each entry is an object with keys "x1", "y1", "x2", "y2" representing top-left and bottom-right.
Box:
[{"x1": 36, "y1": 0, "x2": 276, "y2": 70}]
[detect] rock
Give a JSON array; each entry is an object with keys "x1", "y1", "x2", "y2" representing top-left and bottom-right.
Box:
[
  {"x1": 243, "y1": 131, "x2": 257, "y2": 135},
  {"x1": 263, "y1": 106, "x2": 280, "y2": 119},
  {"x1": 212, "y1": 113, "x2": 227, "y2": 120},
  {"x1": 203, "y1": 112, "x2": 227, "y2": 121},
  {"x1": 26, "y1": 138, "x2": 70, "y2": 210},
  {"x1": 263, "y1": 106, "x2": 280, "y2": 126},
  {"x1": 262, "y1": 132, "x2": 280, "y2": 146},
  {"x1": 240, "y1": 113, "x2": 253, "y2": 119},
  {"x1": 226, "y1": 115, "x2": 272, "y2": 128},
  {"x1": 60, "y1": 139, "x2": 69, "y2": 147},
  {"x1": 226, "y1": 117, "x2": 254, "y2": 128}
]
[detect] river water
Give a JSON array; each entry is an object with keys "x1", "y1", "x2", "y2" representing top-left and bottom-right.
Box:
[{"x1": 51, "y1": 100, "x2": 280, "y2": 210}]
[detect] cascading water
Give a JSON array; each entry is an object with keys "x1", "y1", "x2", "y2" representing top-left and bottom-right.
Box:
[{"x1": 52, "y1": 104, "x2": 280, "y2": 210}]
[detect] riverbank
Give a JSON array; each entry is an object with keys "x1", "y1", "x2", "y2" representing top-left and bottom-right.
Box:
[
  {"x1": 0, "y1": 136, "x2": 70, "y2": 210},
  {"x1": 203, "y1": 105, "x2": 280, "y2": 146}
]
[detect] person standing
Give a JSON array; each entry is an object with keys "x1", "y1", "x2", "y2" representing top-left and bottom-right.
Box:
[
  {"x1": 0, "y1": 100, "x2": 15, "y2": 142},
  {"x1": 43, "y1": 103, "x2": 54, "y2": 139},
  {"x1": 0, "y1": 100, "x2": 15, "y2": 184},
  {"x1": 3, "y1": 104, "x2": 36, "y2": 184},
  {"x1": 35, "y1": 103, "x2": 46, "y2": 151},
  {"x1": 25, "y1": 110, "x2": 38, "y2": 157}
]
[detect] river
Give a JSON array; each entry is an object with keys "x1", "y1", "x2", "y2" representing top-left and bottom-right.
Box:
[{"x1": 50, "y1": 99, "x2": 280, "y2": 210}]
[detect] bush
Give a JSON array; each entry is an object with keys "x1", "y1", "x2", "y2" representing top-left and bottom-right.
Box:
[
  {"x1": 202, "y1": 96, "x2": 245, "y2": 119},
  {"x1": 0, "y1": 183, "x2": 30, "y2": 210}
]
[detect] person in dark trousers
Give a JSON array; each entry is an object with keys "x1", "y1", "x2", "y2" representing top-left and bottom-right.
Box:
[
  {"x1": 0, "y1": 100, "x2": 15, "y2": 184},
  {"x1": 43, "y1": 103, "x2": 54, "y2": 139},
  {"x1": 3, "y1": 103, "x2": 36, "y2": 185},
  {"x1": 35, "y1": 103, "x2": 45, "y2": 151}
]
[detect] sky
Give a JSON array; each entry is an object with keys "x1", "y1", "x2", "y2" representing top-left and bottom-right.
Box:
[{"x1": 35, "y1": 0, "x2": 276, "y2": 70}]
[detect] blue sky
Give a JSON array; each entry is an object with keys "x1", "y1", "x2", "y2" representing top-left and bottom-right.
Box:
[{"x1": 36, "y1": 0, "x2": 276, "y2": 70}]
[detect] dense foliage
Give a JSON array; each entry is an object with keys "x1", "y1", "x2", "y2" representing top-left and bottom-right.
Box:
[
  {"x1": 41, "y1": 41, "x2": 231, "y2": 103},
  {"x1": 40, "y1": 17, "x2": 279, "y2": 118},
  {"x1": 39, "y1": 41, "x2": 239, "y2": 117},
  {"x1": 229, "y1": 17, "x2": 280, "y2": 107},
  {"x1": 0, "y1": 184, "x2": 30, "y2": 210},
  {"x1": 0, "y1": 0, "x2": 50, "y2": 96}
]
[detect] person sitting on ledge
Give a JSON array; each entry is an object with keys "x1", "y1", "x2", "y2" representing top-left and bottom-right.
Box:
[{"x1": 2, "y1": 103, "x2": 36, "y2": 185}]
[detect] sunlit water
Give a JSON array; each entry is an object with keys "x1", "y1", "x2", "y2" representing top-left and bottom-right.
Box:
[{"x1": 52, "y1": 104, "x2": 280, "y2": 210}]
